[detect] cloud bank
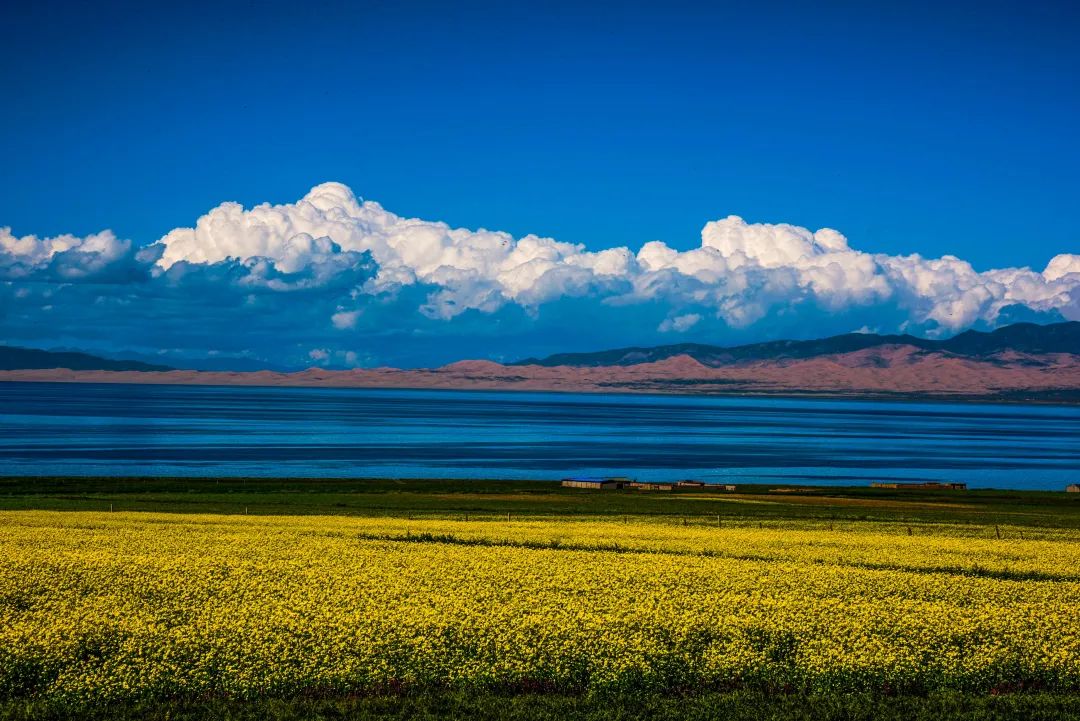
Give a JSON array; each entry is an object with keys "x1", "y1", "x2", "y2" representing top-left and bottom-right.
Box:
[{"x1": 2, "y1": 182, "x2": 1078, "y2": 367}]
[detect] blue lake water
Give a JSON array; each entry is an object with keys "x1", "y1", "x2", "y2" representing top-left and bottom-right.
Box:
[{"x1": 1, "y1": 382, "x2": 1078, "y2": 490}]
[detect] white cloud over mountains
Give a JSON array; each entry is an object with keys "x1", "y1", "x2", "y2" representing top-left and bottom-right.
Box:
[
  {"x1": 0, "y1": 228, "x2": 132, "y2": 280},
  {"x1": 152, "y1": 181, "x2": 1080, "y2": 331},
  {"x1": 1, "y1": 181, "x2": 1078, "y2": 366}
]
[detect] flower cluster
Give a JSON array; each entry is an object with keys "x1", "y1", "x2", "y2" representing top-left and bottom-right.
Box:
[{"x1": 1, "y1": 511, "x2": 1078, "y2": 703}]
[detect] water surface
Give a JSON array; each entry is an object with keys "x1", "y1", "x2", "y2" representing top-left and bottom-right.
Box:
[{"x1": 1, "y1": 382, "x2": 1078, "y2": 490}]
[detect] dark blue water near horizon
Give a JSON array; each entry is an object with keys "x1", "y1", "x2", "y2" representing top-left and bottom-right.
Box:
[{"x1": 1, "y1": 382, "x2": 1078, "y2": 490}]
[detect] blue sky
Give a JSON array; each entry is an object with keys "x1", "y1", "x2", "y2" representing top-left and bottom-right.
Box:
[{"x1": 1, "y1": 0, "x2": 1078, "y2": 367}]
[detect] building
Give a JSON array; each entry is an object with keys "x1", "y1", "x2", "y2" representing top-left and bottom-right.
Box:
[
  {"x1": 871, "y1": 481, "x2": 967, "y2": 491},
  {"x1": 628, "y1": 481, "x2": 674, "y2": 491},
  {"x1": 675, "y1": 480, "x2": 706, "y2": 489},
  {"x1": 561, "y1": 477, "x2": 627, "y2": 490},
  {"x1": 1067, "y1": 484, "x2": 1080, "y2": 493},
  {"x1": 718, "y1": 484, "x2": 737, "y2": 492}
]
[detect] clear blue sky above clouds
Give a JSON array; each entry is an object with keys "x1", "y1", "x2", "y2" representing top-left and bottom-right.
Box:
[
  {"x1": 1, "y1": 0, "x2": 1078, "y2": 367},
  {"x1": 4, "y1": 0, "x2": 1078, "y2": 265}
]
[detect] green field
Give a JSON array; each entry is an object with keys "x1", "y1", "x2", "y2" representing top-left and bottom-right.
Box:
[
  {"x1": 2, "y1": 476, "x2": 1080, "y2": 721},
  {"x1": 3, "y1": 475, "x2": 1080, "y2": 527}
]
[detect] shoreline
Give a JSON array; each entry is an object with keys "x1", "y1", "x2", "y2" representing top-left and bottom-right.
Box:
[
  {"x1": 0, "y1": 472, "x2": 1073, "y2": 493},
  {"x1": 3, "y1": 373, "x2": 1080, "y2": 407}
]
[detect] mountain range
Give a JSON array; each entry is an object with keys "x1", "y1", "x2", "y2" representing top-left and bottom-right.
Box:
[
  {"x1": 515, "y1": 322, "x2": 1080, "y2": 367},
  {"x1": 1, "y1": 321, "x2": 1078, "y2": 402},
  {"x1": 0, "y1": 346, "x2": 173, "y2": 372}
]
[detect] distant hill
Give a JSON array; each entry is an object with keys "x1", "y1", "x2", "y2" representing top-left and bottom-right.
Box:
[
  {"x1": 0, "y1": 346, "x2": 173, "y2": 372},
  {"x1": 513, "y1": 321, "x2": 1080, "y2": 367},
  {"x1": 4, "y1": 321, "x2": 1077, "y2": 377},
  {"x1": 172, "y1": 357, "x2": 294, "y2": 372},
  {"x1": 3, "y1": 322, "x2": 1079, "y2": 402},
  {"x1": 106, "y1": 352, "x2": 294, "y2": 373}
]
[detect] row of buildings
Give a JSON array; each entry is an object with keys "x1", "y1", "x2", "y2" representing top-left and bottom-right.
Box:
[
  {"x1": 560, "y1": 477, "x2": 737, "y2": 491},
  {"x1": 562, "y1": 478, "x2": 1080, "y2": 493},
  {"x1": 873, "y1": 481, "x2": 1080, "y2": 493},
  {"x1": 870, "y1": 481, "x2": 968, "y2": 490},
  {"x1": 873, "y1": 481, "x2": 1080, "y2": 492}
]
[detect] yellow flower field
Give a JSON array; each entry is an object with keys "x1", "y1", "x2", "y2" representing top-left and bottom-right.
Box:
[{"x1": 2, "y1": 511, "x2": 1079, "y2": 703}]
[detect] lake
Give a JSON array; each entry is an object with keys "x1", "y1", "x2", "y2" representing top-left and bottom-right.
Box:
[{"x1": 1, "y1": 382, "x2": 1078, "y2": 490}]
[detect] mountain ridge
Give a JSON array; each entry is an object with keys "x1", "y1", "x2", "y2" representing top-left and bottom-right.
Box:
[
  {"x1": 512, "y1": 321, "x2": 1080, "y2": 368},
  {"x1": 0, "y1": 346, "x2": 173, "y2": 372},
  {"x1": 2, "y1": 322, "x2": 1079, "y2": 406}
]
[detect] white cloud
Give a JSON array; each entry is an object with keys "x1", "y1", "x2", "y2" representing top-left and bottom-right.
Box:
[
  {"x1": 4, "y1": 182, "x2": 1079, "y2": 345},
  {"x1": 659, "y1": 313, "x2": 702, "y2": 333},
  {"x1": 0, "y1": 226, "x2": 130, "y2": 279},
  {"x1": 1044, "y1": 254, "x2": 1080, "y2": 282},
  {"x1": 134, "y1": 183, "x2": 1080, "y2": 330},
  {"x1": 700, "y1": 215, "x2": 850, "y2": 267},
  {"x1": 152, "y1": 183, "x2": 601, "y2": 317},
  {"x1": 331, "y1": 309, "x2": 360, "y2": 329}
]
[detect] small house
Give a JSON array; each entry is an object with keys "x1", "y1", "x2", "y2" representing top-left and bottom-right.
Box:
[
  {"x1": 675, "y1": 480, "x2": 705, "y2": 489},
  {"x1": 1067, "y1": 484, "x2": 1080, "y2": 493}
]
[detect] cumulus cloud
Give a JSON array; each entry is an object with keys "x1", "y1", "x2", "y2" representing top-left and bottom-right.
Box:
[
  {"x1": 1, "y1": 227, "x2": 135, "y2": 281},
  {"x1": 1045, "y1": 254, "x2": 1080, "y2": 282},
  {"x1": 331, "y1": 309, "x2": 360, "y2": 329},
  {"x1": 659, "y1": 313, "x2": 702, "y2": 333},
  {"x1": 2, "y1": 182, "x2": 1078, "y2": 367},
  {"x1": 140, "y1": 183, "x2": 1080, "y2": 332},
  {"x1": 152, "y1": 182, "x2": 626, "y2": 319}
]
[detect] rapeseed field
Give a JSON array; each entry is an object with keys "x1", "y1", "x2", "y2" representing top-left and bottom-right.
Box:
[{"x1": 2, "y1": 511, "x2": 1078, "y2": 705}]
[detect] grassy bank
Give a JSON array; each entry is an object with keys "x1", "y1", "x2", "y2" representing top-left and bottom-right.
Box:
[{"x1": 2, "y1": 476, "x2": 1079, "y2": 527}]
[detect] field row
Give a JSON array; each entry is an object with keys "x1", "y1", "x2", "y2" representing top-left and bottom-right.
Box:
[{"x1": 2, "y1": 511, "x2": 1079, "y2": 704}]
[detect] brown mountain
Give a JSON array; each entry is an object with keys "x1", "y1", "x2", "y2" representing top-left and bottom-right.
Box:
[
  {"x1": 2, "y1": 322, "x2": 1078, "y2": 403},
  {"x1": 513, "y1": 321, "x2": 1080, "y2": 367}
]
